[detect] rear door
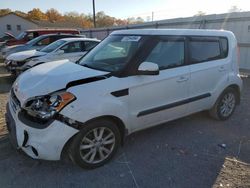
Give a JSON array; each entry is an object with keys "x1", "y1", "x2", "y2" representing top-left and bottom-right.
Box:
[
  {"x1": 187, "y1": 37, "x2": 229, "y2": 113},
  {"x1": 128, "y1": 36, "x2": 191, "y2": 131}
]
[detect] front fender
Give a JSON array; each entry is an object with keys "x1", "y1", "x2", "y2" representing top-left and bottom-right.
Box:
[{"x1": 60, "y1": 89, "x2": 130, "y2": 132}]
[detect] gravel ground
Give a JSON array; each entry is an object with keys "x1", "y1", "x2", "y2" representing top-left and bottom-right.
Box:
[
  {"x1": 0, "y1": 62, "x2": 14, "y2": 138},
  {"x1": 0, "y1": 61, "x2": 250, "y2": 188}
]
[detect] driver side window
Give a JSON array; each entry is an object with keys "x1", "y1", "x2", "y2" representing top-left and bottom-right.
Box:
[{"x1": 145, "y1": 40, "x2": 185, "y2": 70}]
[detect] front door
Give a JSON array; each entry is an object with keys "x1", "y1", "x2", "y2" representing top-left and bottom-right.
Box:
[{"x1": 128, "y1": 37, "x2": 190, "y2": 132}]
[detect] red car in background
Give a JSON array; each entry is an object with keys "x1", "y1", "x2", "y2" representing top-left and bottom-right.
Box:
[
  {"x1": 0, "y1": 32, "x2": 15, "y2": 42},
  {"x1": 5, "y1": 29, "x2": 80, "y2": 46}
]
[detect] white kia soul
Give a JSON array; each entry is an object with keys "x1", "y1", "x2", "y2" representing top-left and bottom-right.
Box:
[{"x1": 6, "y1": 29, "x2": 242, "y2": 169}]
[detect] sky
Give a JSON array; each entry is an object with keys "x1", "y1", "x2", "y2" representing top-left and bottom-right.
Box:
[{"x1": 1, "y1": 0, "x2": 250, "y2": 21}]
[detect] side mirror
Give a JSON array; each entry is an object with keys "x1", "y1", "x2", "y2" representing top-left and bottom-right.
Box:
[
  {"x1": 56, "y1": 50, "x2": 64, "y2": 54},
  {"x1": 138, "y1": 62, "x2": 159, "y2": 75}
]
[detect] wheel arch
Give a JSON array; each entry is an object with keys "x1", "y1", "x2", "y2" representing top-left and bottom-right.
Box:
[
  {"x1": 60, "y1": 115, "x2": 127, "y2": 160},
  {"x1": 83, "y1": 115, "x2": 128, "y2": 145},
  {"x1": 226, "y1": 84, "x2": 241, "y2": 104}
]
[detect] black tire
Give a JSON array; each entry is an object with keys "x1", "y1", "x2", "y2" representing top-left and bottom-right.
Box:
[
  {"x1": 209, "y1": 88, "x2": 237, "y2": 121},
  {"x1": 69, "y1": 119, "x2": 121, "y2": 169}
]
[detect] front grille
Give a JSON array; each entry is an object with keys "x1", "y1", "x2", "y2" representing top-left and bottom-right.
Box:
[{"x1": 10, "y1": 89, "x2": 21, "y2": 112}]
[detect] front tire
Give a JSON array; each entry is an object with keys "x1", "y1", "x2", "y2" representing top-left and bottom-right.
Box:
[
  {"x1": 69, "y1": 119, "x2": 121, "y2": 169},
  {"x1": 209, "y1": 88, "x2": 237, "y2": 120}
]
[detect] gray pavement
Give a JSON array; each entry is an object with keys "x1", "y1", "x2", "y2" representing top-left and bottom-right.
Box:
[{"x1": 0, "y1": 71, "x2": 249, "y2": 188}]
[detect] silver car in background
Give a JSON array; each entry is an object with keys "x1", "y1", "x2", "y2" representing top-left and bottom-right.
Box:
[{"x1": 1, "y1": 33, "x2": 82, "y2": 59}]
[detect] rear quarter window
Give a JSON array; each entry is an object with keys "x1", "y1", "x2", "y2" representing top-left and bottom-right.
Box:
[
  {"x1": 189, "y1": 40, "x2": 221, "y2": 63},
  {"x1": 220, "y1": 38, "x2": 229, "y2": 58}
]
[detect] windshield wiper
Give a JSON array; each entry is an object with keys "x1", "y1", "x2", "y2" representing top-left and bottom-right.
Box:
[
  {"x1": 82, "y1": 64, "x2": 110, "y2": 72},
  {"x1": 82, "y1": 64, "x2": 96, "y2": 69}
]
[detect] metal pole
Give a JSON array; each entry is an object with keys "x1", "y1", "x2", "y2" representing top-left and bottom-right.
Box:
[{"x1": 92, "y1": 0, "x2": 96, "y2": 28}]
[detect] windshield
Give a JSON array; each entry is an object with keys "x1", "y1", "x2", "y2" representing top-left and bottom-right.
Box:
[
  {"x1": 79, "y1": 35, "x2": 145, "y2": 72},
  {"x1": 40, "y1": 40, "x2": 66, "y2": 53},
  {"x1": 16, "y1": 32, "x2": 26, "y2": 40}
]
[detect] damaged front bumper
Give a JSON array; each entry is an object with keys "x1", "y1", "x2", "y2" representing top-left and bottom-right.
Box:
[
  {"x1": 5, "y1": 102, "x2": 79, "y2": 160},
  {"x1": 4, "y1": 60, "x2": 27, "y2": 75}
]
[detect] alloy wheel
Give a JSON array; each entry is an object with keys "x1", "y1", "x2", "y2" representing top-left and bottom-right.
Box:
[
  {"x1": 219, "y1": 92, "x2": 236, "y2": 117},
  {"x1": 79, "y1": 127, "x2": 116, "y2": 164}
]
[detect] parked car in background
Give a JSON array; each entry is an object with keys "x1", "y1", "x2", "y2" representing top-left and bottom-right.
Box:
[
  {"x1": 6, "y1": 29, "x2": 242, "y2": 169},
  {"x1": 5, "y1": 38, "x2": 100, "y2": 75},
  {"x1": 1, "y1": 33, "x2": 82, "y2": 59},
  {"x1": 5, "y1": 29, "x2": 80, "y2": 46},
  {"x1": 0, "y1": 32, "x2": 15, "y2": 55},
  {"x1": 0, "y1": 32, "x2": 15, "y2": 42}
]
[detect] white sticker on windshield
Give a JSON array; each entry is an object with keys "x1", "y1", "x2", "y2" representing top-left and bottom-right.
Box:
[{"x1": 121, "y1": 36, "x2": 141, "y2": 42}]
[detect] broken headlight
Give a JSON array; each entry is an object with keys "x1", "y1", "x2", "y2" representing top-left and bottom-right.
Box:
[{"x1": 24, "y1": 92, "x2": 75, "y2": 120}]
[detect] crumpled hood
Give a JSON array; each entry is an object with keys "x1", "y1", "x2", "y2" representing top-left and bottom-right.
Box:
[
  {"x1": 3, "y1": 44, "x2": 26, "y2": 58},
  {"x1": 6, "y1": 49, "x2": 46, "y2": 61},
  {"x1": 13, "y1": 59, "x2": 108, "y2": 106},
  {"x1": 4, "y1": 32, "x2": 15, "y2": 38}
]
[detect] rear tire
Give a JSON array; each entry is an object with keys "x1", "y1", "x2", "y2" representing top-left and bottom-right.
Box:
[
  {"x1": 69, "y1": 119, "x2": 121, "y2": 169},
  {"x1": 209, "y1": 88, "x2": 237, "y2": 121}
]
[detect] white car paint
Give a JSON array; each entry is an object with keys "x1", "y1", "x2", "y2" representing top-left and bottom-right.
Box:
[
  {"x1": 6, "y1": 49, "x2": 46, "y2": 61},
  {"x1": 13, "y1": 60, "x2": 108, "y2": 106},
  {"x1": 7, "y1": 29, "x2": 243, "y2": 161},
  {"x1": 5, "y1": 38, "x2": 100, "y2": 73},
  {"x1": 24, "y1": 38, "x2": 100, "y2": 69}
]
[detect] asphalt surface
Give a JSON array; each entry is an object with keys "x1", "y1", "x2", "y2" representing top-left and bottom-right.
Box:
[{"x1": 0, "y1": 63, "x2": 250, "y2": 188}]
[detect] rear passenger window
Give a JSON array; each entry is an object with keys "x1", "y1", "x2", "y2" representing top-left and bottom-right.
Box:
[
  {"x1": 220, "y1": 38, "x2": 228, "y2": 58},
  {"x1": 145, "y1": 41, "x2": 185, "y2": 70},
  {"x1": 189, "y1": 40, "x2": 221, "y2": 63}
]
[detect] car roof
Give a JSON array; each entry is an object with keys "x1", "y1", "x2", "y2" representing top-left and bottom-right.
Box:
[
  {"x1": 26, "y1": 29, "x2": 78, "y2": 32},
  {"x1": 38, "y1": 33, "x2": 80, "y2": 37},
  {"x1": 59, "y1": 37, "x2": 100, "y2": 42},
  {"x1": 111, "y1": 29, "x2": 235, "y2": 38}
]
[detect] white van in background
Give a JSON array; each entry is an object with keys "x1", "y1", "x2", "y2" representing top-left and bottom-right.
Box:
[{"x1": 6, "y1": 29, "x2": 242, "y2": 169}]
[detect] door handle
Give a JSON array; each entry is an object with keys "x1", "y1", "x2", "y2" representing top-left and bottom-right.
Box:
[
  {"x1": 218, "y1": 66, "x2": 226, "y2": 72},
  {"x1": 177, "y1": 76, "x2": 189, "y2": 83}
]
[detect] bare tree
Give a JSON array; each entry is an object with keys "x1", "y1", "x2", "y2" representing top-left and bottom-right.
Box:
[
  {"x1": 228, "y1": 6, "x2": 242, "y2": 13},
  {"x1": 195, "y1": 11, "x2": 206, "y2": 16}
]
